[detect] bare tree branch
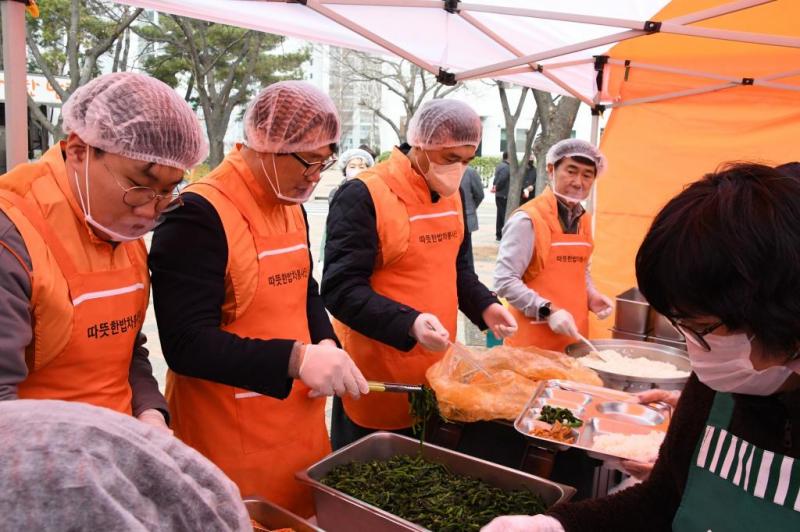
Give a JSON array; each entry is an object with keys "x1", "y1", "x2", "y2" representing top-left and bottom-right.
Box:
[{"x1": 25, "y1": 32, "x2": 71, "y2": 102}]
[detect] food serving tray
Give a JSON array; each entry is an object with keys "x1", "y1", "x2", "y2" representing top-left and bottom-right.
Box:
[
  {"x1": 514, "y1": 380, "x2": 671, "y2": 463},
  {"x1": 296, "y1": 432, "x2": 575, "y2": 532}
]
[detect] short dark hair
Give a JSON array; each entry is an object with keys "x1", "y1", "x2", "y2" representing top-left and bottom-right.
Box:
[
  {"x1": 776, "y1": 161, "x2": 800, "y2": 178},
  {"x1": 502, "y1": 151, "x2": 508, "y2": 160},
  {"x1": 636, "y1": 162, "x2": 800, "y2": 357}
]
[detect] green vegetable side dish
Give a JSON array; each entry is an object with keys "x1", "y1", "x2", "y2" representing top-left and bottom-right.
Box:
[
  {"x1": 538, "y1": 405, "x2": 583, "y2": 428},
  {"x1": 408, "y1": 386, "x2": 439, "y2": 439},
  {"x1": 321, "y1": 454, "x2": 547, "y2": 532}
]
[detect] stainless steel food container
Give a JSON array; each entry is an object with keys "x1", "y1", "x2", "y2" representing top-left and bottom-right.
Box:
[
  {"x1": 614, "y1": 287, "x2": 651, "y2": 334},
  {"x1": 611, "y1": 328, "x2": 647, "y2": 342},
  {"x1": 243, "y1": 497, "x2": 322, "y2": 532},
  {"x1": 296, "y1": 432, "x2": 576, "y2": 532},
  {"x1": 650, "y1": 312, "x2": 685, "y2": 341},
  {"x1": 647, "y1": 335, "x2": 687, "y2": 350},
  {"x1": 565, "y1": 339, "x2": 690, "y2": 392}
]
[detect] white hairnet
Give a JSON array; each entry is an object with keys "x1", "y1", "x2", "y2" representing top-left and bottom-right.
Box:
[
  {"x1": 62, "y1": 72, "x2": 208, "y2": 170},
  {"x1": 339, "y1": 148, "x2": 375, "y2": 170},
  {"x1": 245, "y1": 81, "x2": 340, "y2": 154},
  {"x1": 0, "y1": 400, "x2": 250, "y2": 531},
  {"x1": 545, "y1": 139, "x2": 607, "y2": 175},
  {"x1": 407, "y1": 99, "x2": 482, "y2": 149}
]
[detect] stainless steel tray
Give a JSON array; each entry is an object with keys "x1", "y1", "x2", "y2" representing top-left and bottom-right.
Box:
[
  {"x1": 243, "y1": 497, "x2": 322, "y2": 532},
  {"x1": 296, "y1": 432, "x2": 576, "y2": 532},
  {"x1": 514, "y1": 380, "x2": 671, "y2": 463},
  {"x1": 565, "y1": 339, "x2": 690, "y2": 392}
]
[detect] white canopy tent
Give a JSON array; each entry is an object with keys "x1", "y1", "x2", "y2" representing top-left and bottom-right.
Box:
[{"x1": 3, "y1": 0, "x2": 799, "y2": 166}]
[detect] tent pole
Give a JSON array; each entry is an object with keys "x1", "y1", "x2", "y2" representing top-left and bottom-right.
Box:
[
  {"x1": 659, "y1": 23, "x2": 800, "y2": 49},
  {"x1": 459, "y1": 3, "x2": 647, "y2": 29},
  {"x1": 541, "y1": 58, "x2": 595, "y2": 70},
  {"x1": 2, "y1": 0, "x2": 28, "y2": 170},
  {"x1": 608, "y1": 82, "x2": 740, "y2": 108},
  {"x1": 306, "y1": 0, "x2": 439, "y2": 75},
  {"x1": 321, "y1": 0, "x2": 439, "y2": 7},
  {"x1": 588, "y1": 109, "x2": 601, "y2": 232},
  {"x1": 455, "y1": 30, "x2": 643, "y2": 81},
  {"x1": 607, "y1": 58, "x2": 741, "y2": 83},
  {"x1": 666, "y1": 0, "x2": 775, "y2": 25},
  {"x1": 458, "y1": 10, "x2": 593, "y2": 105},
  {"x1": 539, "y1": 70, "x2": 594, "y2": 106}
]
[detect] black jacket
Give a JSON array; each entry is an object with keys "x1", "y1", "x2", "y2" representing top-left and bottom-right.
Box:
[
  {"x1": 149, "y1": 193, "x2": 336, "y2": 399},
  {"x1": 321, "y1": 149, "x2": 498, "y2": 351}
]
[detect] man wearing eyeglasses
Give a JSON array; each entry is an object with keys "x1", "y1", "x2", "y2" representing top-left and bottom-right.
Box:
[
  {"x1": 0, "y1": 73, "x2": 207, "y2": 430},
  {"x1": 148, "y1": 81, "x2": 368, "y2": 516}
]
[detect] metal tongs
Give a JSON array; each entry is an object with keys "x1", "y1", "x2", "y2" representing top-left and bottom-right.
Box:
[{"x1": 367, "y1": 381, "x2": 424, "y2": 393}]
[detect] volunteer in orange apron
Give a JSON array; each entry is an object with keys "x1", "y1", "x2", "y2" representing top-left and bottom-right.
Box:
[
  {"x1": 149, "y1": 81, "x2": 368, "y2": 516},
  {"x1": 495, "y1": 139, "x2": 613, "y2": 352},
  {"x1": 322, "y1": 99, "x2": 517, "y2": 449},
  {"x1": 0, "y1": 72, "x2": 207, "y2": 430},
  {"x1": 483, "y1": 163, "x2": 800, "y2": 532}
]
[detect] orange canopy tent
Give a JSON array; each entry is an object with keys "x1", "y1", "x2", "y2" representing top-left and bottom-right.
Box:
[{"x1": 589, "y1": 0, "x2": 800, "y2": 336}]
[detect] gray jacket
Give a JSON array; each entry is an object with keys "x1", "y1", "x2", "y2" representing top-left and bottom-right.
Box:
[
  {"x1": 460, "y1": 166, "x2": 485, "y2": 232},
  {"x1": 0, "y1": 210, "x2": 167, "y2": 418}
]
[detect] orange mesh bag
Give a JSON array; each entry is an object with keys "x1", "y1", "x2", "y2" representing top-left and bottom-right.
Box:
[{"x1": 426, "y1": 344, "x2": 602, "y2": 422}]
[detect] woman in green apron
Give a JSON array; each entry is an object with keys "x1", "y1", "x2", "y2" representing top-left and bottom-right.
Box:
[{"x1": 482, "y1": 162, "x2": 800, "y2": 531}]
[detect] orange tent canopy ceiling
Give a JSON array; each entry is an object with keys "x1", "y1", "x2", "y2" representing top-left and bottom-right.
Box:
[{"x1": 589, "y1": 0, "x2": 800, "y2": 338}]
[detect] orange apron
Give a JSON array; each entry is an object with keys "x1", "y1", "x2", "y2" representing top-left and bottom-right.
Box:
[
  {"x1": 505, "y1": 191, "x2": 593, "y2": 352},
  {"x1": 0, "y1": 190, "x2": 146, "y2": 414},
  {"x1": 165, "y1": 173, "x2": 329, "y2": 517},
  {"x1": 335, "y1": 153, "x2": 462, "y2": 430}
]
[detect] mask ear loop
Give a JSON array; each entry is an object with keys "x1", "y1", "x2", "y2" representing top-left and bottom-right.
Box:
[
  {"x1": 74, "y1": 148, "x2": 91, "y2": 216},
  {"x1": 258, "y1": 153, "x2": 285, "y2": 198}
]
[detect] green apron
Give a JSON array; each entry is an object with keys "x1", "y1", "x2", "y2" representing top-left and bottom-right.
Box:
[{"x1": 673, "y1": 392, "x2": 800, "y2": 530}]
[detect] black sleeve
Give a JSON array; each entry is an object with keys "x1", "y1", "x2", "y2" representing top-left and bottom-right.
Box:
[
  {"x1": 321, "y1": 179, "x2": 419, "y2": 351},
  {"x1": 128, "y1": 332, "x2": 170, "y2": 422},
  {"x1": 301, "y1": 206, "x2": 337, "y2": 345},
  {"x1": 548, "y1": 375, "x2": 714, "y2": 532},
  {"x1": 456, "y1": 188, "x2": 499, "y2": 328},
  {"x1": 148, "y1": 192, "x2": 294, "y2": 399}
]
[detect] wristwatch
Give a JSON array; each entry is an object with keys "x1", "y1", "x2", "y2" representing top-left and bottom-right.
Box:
[{"x1": 537, "y1": 302, "x2": 552, "y2": 320}]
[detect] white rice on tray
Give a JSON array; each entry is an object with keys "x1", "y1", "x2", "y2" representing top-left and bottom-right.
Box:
[
  {"x1": 578, "y1": 349, "x2": 690, "y2": 379},
  {"x1": 592, "y1": 430, "x2": 666, "y2": 462}
]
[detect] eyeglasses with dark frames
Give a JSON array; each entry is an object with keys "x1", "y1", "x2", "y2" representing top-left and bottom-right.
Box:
[
  {"x1": 287, "y1": 152, "x2": 338, "y2": 177},
  {"x1": 666, "y1": 316, "x2": 724, "y2": 351}
]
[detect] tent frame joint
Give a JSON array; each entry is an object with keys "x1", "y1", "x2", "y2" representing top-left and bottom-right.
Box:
[
  {"x1": 591, "y1": 104, "x2": 606, "y2": 116},
  {"x1": 444, "y1": 0, "x2": 459, "y2": 14},
  {"x1": 436, "y1": 67, "x2": 457, "y2": 86},
  {"x1": 644, "y1": 20, "x2": 662, "y2": 33},
  {"x1": 741, "y1": 77, "x2": 755, "y2": 85}
]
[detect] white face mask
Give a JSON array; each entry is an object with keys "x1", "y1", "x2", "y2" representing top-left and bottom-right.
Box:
[
  {"x1": 549, "y1": 170, "x2": 591, "y2": 205},
  {"x1": 423, "y1": 152, "x2": 465, "y2": 198},
  {"x1": 345, "y1": 167, "x2": 364, "y2": 180},
  {"x1": 686, "y1": 332, "x2": 794, "y2": 395},
  {"x1": 74, "y1": 151, "x2": 155, "y2": 243},
  {"x1": 259, "y1": 155, "x2": 316, "y2": 204}
]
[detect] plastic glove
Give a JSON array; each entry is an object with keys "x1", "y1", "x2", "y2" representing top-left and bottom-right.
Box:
[
  {"x1": 588, "y1": 292, "x2": 614, "y2": 320},
  {"x1": 482, "y1": 303, "x2": 518, "y2": 339},
  {"x1": 137, "y1": 409, "x2": 172, "y2": 435},
  {"x1": 299, "y1": 344, "x2": 369, "y2": 399},
  {"x1": 481, "y1": 514, "x2": 565, "y2": 532},
  {"x1": 410, "y1": 313, "x2": 450, "y2": 351},
  {"x1": 547, "y1": 309, "x2": 579, "y2": 337},
  {"x1": 636, "y1": 389, "x2": 680, "y2": 407}
]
